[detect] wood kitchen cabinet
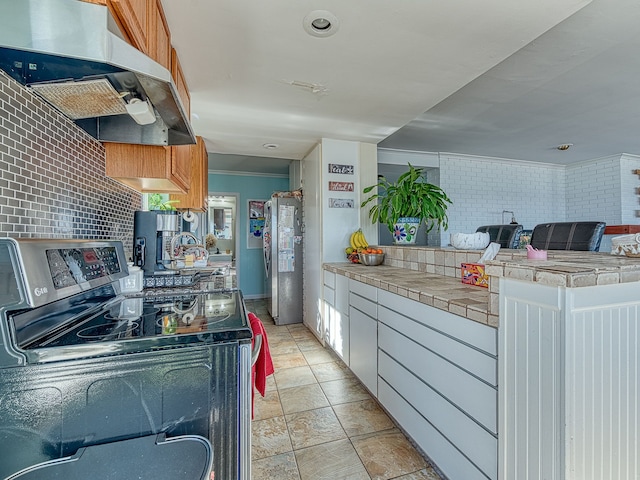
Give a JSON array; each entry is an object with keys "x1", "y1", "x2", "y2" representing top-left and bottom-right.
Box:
[
  {"x1": 171, "y1": 47, "x2": 190, "y2": 117},
  {"x1": 169, "y1": 136, "x2": 208, "y2": 211},
  {"x1": 104, "y1": 142, "x2": 191, "y2": 194},
  {"x1": 107, "y1": 0, "x2": 151, "y2": 54},
  {"x1": 150, "y1": 1, "x2": 171, "y2": 70}
]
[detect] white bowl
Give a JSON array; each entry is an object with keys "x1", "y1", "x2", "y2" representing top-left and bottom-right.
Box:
[{"x1": 450, "y1": 232, "x2": 490, "y2": 250}]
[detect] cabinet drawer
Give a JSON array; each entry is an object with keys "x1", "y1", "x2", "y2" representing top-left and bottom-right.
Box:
[
  {"x1": 349, "y1": 279, "x2": 377, "y2": 302},
  {"x1": 323, "y1": 270, "x2": 336, "y2": 288},
  {"x1": 378, "y1": 305, "x2": 496, "y2": 386},
  {"x1": 378, "y1": 323, "x2": 496, "y2": 433},
  {"x1": 323, "y1": 284, "x2": 335, "y2": 307},
  {"x1": 378, "y1": 289, "x2": 496, "y2": 356},
  {"x1": 350, "y1": 292, "x2": 377, "y2": 319},
  {"x1": 378, "y1": 376, "x2": 495, "y2": 480}
]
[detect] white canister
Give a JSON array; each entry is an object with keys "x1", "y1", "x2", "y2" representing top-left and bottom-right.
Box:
[{"x1": 119, "y1": 263, "x2": 144, "y2": 293}]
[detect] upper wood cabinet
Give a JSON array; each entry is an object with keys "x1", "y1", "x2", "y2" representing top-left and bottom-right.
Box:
[
  {"x1": 107, "y1": 0, "x2": 151, "y2": 54},
  {"x1": 104, "y1": 142, "x2": 191, "y2": 194},
  {"x1": 170, "y1": 137, "x2": 208, "y2": 211},
  {"x1": 171, "y1": 47, "x2": 190, "y2": 118},
  {"x1": 150, "y1": 1, "x2": 171, "y2": 70}
]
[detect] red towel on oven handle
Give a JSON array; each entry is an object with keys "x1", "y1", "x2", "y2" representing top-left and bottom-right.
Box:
[{"x1": 248, "y1": 312, "x2": 274, "y2": 416}]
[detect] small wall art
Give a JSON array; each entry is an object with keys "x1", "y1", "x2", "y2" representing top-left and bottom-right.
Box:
[
  {"x1": 329, "y1": 198, "x2": 354, "y2": 208},
  {"x1": 328, "y1": 163, "x2": 354, "y2": 175},
  {"x1": 328, "y1": 181, "x2": 354, "y2": 192}
]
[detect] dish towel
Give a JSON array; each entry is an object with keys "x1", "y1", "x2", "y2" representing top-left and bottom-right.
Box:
[{"x1": 248, "y1": 312, "x2": 274, "y2": 418}]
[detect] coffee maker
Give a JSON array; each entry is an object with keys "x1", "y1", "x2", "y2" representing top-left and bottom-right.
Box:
[{"x1": 133, "y1": 211, "x2": 180, "y2": 275}]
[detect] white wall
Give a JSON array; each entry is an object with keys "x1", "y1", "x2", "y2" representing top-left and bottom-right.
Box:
[
  {"x1": 565, "y1": 155, "x2": 622, "y2": 224},
  {"x1": 301, "y1": 139, "x2": 377, "y2": 340},
  {"x1": 620, "y1": 154, "x2": 640, "y2": 224},
  {"x1": 439, "y1": 153, "x2": 566, "y2": 245}
]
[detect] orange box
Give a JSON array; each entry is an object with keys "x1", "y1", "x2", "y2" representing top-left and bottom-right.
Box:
[{"x1": 461, "y1": 263, "x2": 488, "y2": 288}]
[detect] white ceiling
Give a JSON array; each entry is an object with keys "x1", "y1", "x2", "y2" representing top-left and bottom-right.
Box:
[{"x1": 161, "y1": 0, "x2": 640, "y2": 173}]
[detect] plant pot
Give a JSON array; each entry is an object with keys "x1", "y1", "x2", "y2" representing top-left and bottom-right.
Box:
[{"x1": 392, "y1": 217, "x2": 421, "y2": 244}]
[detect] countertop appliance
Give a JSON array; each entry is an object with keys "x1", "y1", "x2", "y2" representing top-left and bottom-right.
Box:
[
  {"x1": 134, "y1": 210, "x2": 181, "y2": 276},
  {"x1": 0, "y1": 0, "x2": 194, "y2": 146},
  {"x1": 0, "y1": 238, "x2": 253, "y2": 480},
  {"x1": 263, "y1": 192, "x2": 303, "y2": 325}
]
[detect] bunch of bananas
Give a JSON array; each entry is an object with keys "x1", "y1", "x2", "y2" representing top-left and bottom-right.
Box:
[{"x1": 348, "y1": 229, "x2": 369, "y2": 251}]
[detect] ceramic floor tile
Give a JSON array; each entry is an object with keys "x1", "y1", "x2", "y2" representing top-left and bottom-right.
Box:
[
  {"x1": 248, "y1": 299, "x2": 443, "y2": 480},
  {"x1": 351, "y1": 429, "x2": 427, "y2": 480},
  {"x1": 253, "y1": 389, "x2": 283, "y2": 421},
  {"x1": 295, "y1": 438, "x2": 370, "y2": 480},
  {"x1": 295, "y1": 337, "x2": 324, "y2": 352},
  {"x1": 269, "y1": 339, "x2": 302, "y2": 356},
  {"x1": 332, "y1": 399, "x2": 395, "y2": 437},
  {"x1": 285, "y1": 406, "x2": 347, "y2": 450},
  {"x1": 274, "y1": 365, "x2": 317, "y2": 390},
  {"x1": 310, "y1": 360, "x2": 353, "y2": 383},
  {"x1": 251, "y1": 415, "x2": 293, "y2": 460},
  {"x1": 272, "y1": 351, "x2": 308, "y2": 369},
  {"x1": 263, "y1": 374, "x2": 277, "y2": 393},
  {"x1": 251, "y1": 451, "x2": 301, "y2": 480},
  {"x1": 320, "y1": 378, "x2": 372, "y2": 405},
  {"x1": 301, "y1": 346, "x2": 339, "y2": 365},
  {"x1": 278, "y1": 383, "x2": 330, "y2": 415},
  {"x1": 391, "y1": 467, "x2": 445, "y2": 480}
]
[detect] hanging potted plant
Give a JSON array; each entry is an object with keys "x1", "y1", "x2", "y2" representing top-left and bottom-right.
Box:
[{"x1": 361, "y1": 163, "x2": 452, "y2": 244}]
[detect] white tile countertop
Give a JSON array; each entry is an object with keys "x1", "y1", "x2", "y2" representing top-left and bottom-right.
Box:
[{"x1": 324, "y1": 246, "x2": 640, "y2": 327}]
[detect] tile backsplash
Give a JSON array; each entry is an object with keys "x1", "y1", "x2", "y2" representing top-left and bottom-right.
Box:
[{"x1": 0, "y1": 71, "x2": 141, "y2": 258}]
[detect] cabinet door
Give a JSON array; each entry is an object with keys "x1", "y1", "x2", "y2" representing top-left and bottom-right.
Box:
[
  {"x1": 104, "y1": 142, "x2": 188, "y2": 194},
  {"x1": 170, "y1": 144, "x2": 192, "y2": 194},
  {"x1": 108, "y1": 0, "x2": 151, "y2": 53},
  {"x1": 334, "y1": 274, "x2": 349, "y2": 365},
  {"x1": 170, "y1": 137, "x2": 207, "y2": 211},
  {"x1": 349, "y1": 303, "x2": 377, "y2": 396},
  {"x1": 150, "y1": 0, "x2": 171, "y2": 69},
  {"x1": 171, "y1": 48, "x2": 190, "y2": 118}
]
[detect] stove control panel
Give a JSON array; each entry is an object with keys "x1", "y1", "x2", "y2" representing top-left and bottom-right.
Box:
[{"x1": 47, "y1": 247, "x2": 122, "y2": 289}]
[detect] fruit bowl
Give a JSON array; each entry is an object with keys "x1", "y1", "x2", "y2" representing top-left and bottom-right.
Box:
[{"x1": 359, "y1": 253, "x2": 385, "y2": 266}]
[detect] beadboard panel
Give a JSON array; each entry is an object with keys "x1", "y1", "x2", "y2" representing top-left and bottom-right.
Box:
[
  {"x1": 499, "y1": 279, "x2": 564, "y2": 480},
  {"x1": 566, "y1": 284, "x2": 640, "y2": 480},
  {"x1": 499, "y1": 279, "x2": 640, "y2": 480}
]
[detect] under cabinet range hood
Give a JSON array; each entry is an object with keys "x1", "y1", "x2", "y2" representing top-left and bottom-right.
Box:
[{"x1": 0, "y1": 0, "x2": 195, "y2": 146}]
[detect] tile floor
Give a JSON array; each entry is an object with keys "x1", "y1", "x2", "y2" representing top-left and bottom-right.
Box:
[{"x1": 245, "y1": 299, "x2": 444, "y2": 480}]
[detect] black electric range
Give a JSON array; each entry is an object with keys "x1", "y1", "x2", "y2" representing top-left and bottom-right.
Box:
[{"x1": 0, "y1": 238, "x2": 252, "y2": 480}]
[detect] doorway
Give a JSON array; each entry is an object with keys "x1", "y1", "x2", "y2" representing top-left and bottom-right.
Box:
[{"x1": 208, "y1": 193, "x2": 240, "y2": 284}]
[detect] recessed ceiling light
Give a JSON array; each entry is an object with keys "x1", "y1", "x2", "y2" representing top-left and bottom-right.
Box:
[
  {"x1": 263, "y1": 143, "x2": 279, "y2": 150},
  {"x1": 303, "y1": 10, "x2": 339, "y2": 38}
]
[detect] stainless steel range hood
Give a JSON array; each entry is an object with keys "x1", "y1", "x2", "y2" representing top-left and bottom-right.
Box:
[{"x1": 0, "y1": 0, "x2": 195, "y2": 146}]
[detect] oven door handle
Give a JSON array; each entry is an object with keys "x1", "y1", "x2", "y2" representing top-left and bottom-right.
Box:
[{"x1": 251, "y1": 333, "x2": 262, "y2": 367}]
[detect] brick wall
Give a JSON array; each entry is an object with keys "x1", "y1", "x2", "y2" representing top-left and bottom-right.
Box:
[
  {"x1": 439, "y1": 154, "x2": 566, "y2": 244},
  {"x1": 0, "y1": 71, "x2": 141, "y2": 258}
]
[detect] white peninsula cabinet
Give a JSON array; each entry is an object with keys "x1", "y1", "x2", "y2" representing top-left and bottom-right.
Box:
[
  {"x1": 377, "y1": 289, "x2": 498, "y2": 480},
  {"x1": 322, "y1": 270, "x2": 498, "y2": 480}
]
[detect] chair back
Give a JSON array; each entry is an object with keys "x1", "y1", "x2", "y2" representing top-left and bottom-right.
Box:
[
  {"x1": 475, "y1": 224, "x2": 523, "y2": 249},
  {"x1": 530, "y1": 221, "x2": 606, "y2": 251}
]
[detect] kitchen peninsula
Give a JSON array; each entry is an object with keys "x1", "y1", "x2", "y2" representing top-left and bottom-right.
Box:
[{"x1": 323, "y1": 246, "x2": 640, "y2": 480}]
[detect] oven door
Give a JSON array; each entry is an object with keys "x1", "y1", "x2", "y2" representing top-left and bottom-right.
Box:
[{"x1": 6, "y1": 434, "x2": 212, "y2": 480}]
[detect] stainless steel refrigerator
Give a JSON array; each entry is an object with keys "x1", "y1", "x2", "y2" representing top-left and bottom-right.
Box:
[{"x1": 263, "y1": 193, "x2": 303, "y2": 325}]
